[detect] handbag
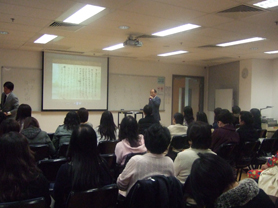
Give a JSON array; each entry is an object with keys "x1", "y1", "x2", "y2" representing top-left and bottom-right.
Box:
[{"x1": 258, "y1": 166, "x2": 278, "y2": 197}]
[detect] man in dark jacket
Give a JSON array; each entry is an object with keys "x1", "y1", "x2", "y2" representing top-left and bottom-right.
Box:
[{"x1": 138, "y1": 105, "x2": 158, "y2": 135}]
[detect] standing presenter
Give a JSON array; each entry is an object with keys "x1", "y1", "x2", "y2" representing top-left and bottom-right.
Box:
[
  {"x1": 149, "y1": 89, "x2": 161, "y2": 122},
  {"x1": 0, "y1": 81, "x2": 19, "y2": 120}
]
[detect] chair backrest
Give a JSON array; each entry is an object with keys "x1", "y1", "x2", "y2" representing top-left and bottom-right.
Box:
[
  {"x1": 47, "y1": 133, "x2": 54, "y2": 140},
  {"x1": 271, "y1": 138, "x2": 278, "y2": 155},
  {"x1": 217, "y1": 142, "x2": 238, "y2": 164},
  {"x1": 98, "y1": 141, "x2": 118, "y2": 154},
  {"x1": 58, "y1": 142, "x2": 69, "y2": 158},
  {"x1": 257, "y1": 129, "x2": 267, "y2": 138},
  {"x1": 236, "y1": 141, "x2": 260, "y2": 161},
  {"x1": 0, "y1": 197, "x2": 46, "y2": 208},
  {"x1": 29, "y1": 144, "x2": 50, "y2": 162},
  {"x1": 67, "y1": 184, "x2": 118, "y2": 208},
  {"x1": 100, "y1": 154, "x2": 116, "y2": 170},
  {"x1": 125, "y1": 175, "x2": 184, "y2": 208},
  {"x1": 37, "y1": 158, "x2": 67, "y2": 182},
  {"x1": 257, "y1": 138, "x2": 276, "y2": 157},
  {"x1": 170, "y1": 134, "x2": 189, "y2": 151}
]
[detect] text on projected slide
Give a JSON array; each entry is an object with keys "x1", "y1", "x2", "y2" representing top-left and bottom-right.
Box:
[{"x1": 52, "y1": 63, "x2": 101, "y2": 100}]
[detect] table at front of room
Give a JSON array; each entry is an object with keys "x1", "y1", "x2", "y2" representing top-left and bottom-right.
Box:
[{"x1": 117, "y1": 111, "x2": 143, "y2": 127}]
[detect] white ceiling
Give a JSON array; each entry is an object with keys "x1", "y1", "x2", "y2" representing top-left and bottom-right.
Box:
[{"x1": 1, "y1": 0, "x2": 278, "y2": 66}]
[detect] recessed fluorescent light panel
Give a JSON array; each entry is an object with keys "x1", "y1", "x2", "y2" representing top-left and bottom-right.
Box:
[
  {"x1": 103, "y1": 43, "x2": 124, "y2": 51},
  {"x1": 158, "y1": 50, "x2": 188, "y2": 57},
  {"x1": 152, "y1": 24, "x2": 200, "y2": 37},
  {"x1": 216, "y1": 37, "x2": 265, "y2": 47},
  {"x1": 254, "y1": 0, "x2": 278, "y2": 8},
  {"x1": 63, "y1": 4, "x2": 105, "y2": 24},
  {"x1": 34, "y1": 34, "x2": 58, "y2": 44},
  {"x1": 265, "y1": 50, "x2": 278, "y2": 54}
]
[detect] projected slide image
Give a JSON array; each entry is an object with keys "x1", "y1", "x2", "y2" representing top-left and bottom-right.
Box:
[{"x1": 52, "y1": 63, "x2": 101, "y2": 100}]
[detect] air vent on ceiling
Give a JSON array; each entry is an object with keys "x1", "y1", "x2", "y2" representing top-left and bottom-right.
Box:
[
  {"x1": 48, "y1": 21, "x2": 84, "y2": 31},
  {"x1": 217, "y1": 5, "x2": 264, "y2": 19}
]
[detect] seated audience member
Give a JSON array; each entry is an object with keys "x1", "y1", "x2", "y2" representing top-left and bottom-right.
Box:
[
  {"x1": 0, "y1": 132, "x2": 50, "y2": 206},
  {"x1": 0, "y1": 118, "x2": 20, "y2": 136},
  {"x1": 52, "y1": 111, "x2": 80, "y2": 150},
  {"x1": 94, "y1": 110, "x2": 118, "y2": 145},
  {"x1": 250, "y1": 108, "x2": 262, "y2": 130},
  {"x1": 196, "y1": 111, "x2": 208, "y2": 124},
  {"x1": 168, "y1": 112, "x2": 188, "y2": 138},
  {"x1": 21, "y1": 117, "x2": 56, "y2": 156},
  {"x1": 210, "y1": 109, "x2": 239, "y2": 153},
  {"x1": 174, "y1": 121, "x2": 215, "y2": 184},
  {"x1": 237, "y1": 111, "x2": 259, "y2": 145},
  {"x1": 117, "y1": 123, "x2": 174, "y2": 195},
  {"x1": 183, "y1": 106, "x2": 194, "y2": 126},
  {"x1": 115, "y1": 116, "x2": 147, "y2": 165},
  {"x1": 232, "y1": 105, "x2": 241, "y2": 127},
  {"x1": 212, "y1": 107, "x2": 222, "y2": 129},
  {"x1": 186, "y1": 153, "x2": 274, "y2": 208},
  {"x1": 77, "y1": 107, "x2": 93, "y2": 127},
  {"x1": 138, "y1": 105, "x2": 158, "y2": 135},
  {"x1": 54, "y1": 124, "x2": 113, "y2": 208},
  {"x1": 16, "y1": 104, "x2": 32, "y2": 131}
]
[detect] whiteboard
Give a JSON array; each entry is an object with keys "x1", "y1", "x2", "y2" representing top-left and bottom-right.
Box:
[
  {"x1": 215, "y1": 89, "x2": 233, "y2": 110},
  {"x1": 109, "y1": 74, "x2": 165, "y2": 111},
  {"x1": 1, "y1": 66, "x2": 41, "y2": 111}
]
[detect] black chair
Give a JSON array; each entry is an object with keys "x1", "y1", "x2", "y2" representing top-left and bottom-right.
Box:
[
  {"x1": 0, "y1": 197, "x2": 46, "y2": 208},
  {"x1": 166, "y1": 135, "x2": 189, "y2": 161},
  {"x1": 29, "y1": 144, "x2": 50, "y2": 162},
  {"x1": 98, "y1": 141, "x2": 118, "y2": 154},
  {"x1": 58, "y1": 142, "x2": 69, "y2": 158},
  {"x1": 252, "y1": 138, "x2": 276, "y2": 169},
  {"x1": 257, "y1": 129, "x2": 267, "y2": 138},
  {"x1": 235, "y1": 141, "x2": 260, "y2": 181},
  {"x1": 66, "y1": 184, "x2": 118, "y2": 208},
  {"x1": 47, "y1": 133, "x2": 54, "y2": 141},
  {"x1": 37, "y1": 158, "x2": 67, "y2": 195},
  {"x1": 271, "y1": 138, "x2": 278, "y2": 155},
  {"x1": 217, "y1": 142, "x2": 238, "y2": 165}
]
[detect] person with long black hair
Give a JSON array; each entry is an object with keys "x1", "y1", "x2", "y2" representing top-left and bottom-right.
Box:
[
  {"x1": 183, "y1": 106, "x2": 194, "y2": 126},
  {"x1": 53, "y1": 124, "x2": 113, "y2": 208},
  {"x1": 0, "y1": 132, "x2": 50, "y2": 206},
  {"x1": 94, "y1": 110, "x2": 118, "y2": 145}
]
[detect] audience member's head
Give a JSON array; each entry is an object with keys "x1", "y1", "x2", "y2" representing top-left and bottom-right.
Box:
[
  {"x1": 98, "y1": 111, "x2": 116, "y2": 140},
  {"x1": 0, "y1": 119, "x2": 20, "y2": 136},
  {"x1": 3, "y1": 81, "x2": 14, "y2": 91},
  {"x1": 173, "y1": 112, "x2": 184, "y2": 125},
  {"x1": 144, "y1": 123, "x2": 170, "y2": 154},
  {"x1": 67, "y1": 124, "x2": 102, "y2": 191},
  {"x1": 119, "y1": 116, "x2": 139, "y2": 146},
  {"x1": 64, "y1": 111, "x2": 80, "y2": 130},
  {"x1": 232, "y1": 105, "x2": 241, "y2": 115},
  {"x1": 15, "y1": 104, "x2": 32, "y2": 121},
  {"x1": 214, "y1": 107, "x2": 222, "y2": 122},
  {"x1": 23, "y1": 117, "x2": 40, "y2": 129},
  {"x1": 187, "y1": 121, "x2": 212, "y2": 149},
  {"x1": 189, "y1": 153, "x2": 235, "y2": 208},
  {"x1": 143, "y1": 105, "x2": 152, "y2": 116},
  {"x1": 183, "y1": 106, "x2": 194, "y2": 125},
  {"x1": 239, "y1": 111, "x2": 254, "y2": 126},
  {"x1": 250, "y1": 108, "x2": 262, "y2": 129},
  {"x1": 217, "y1": 109, "x2": 233, "y2": 125},
  {"x1": 77, "y1": 107, "x2": 89, "y2": 123},
  {"x1": 0, "y1": 132, "x2": 40, "y2": 202},
  {"x1": 196, "y1": 112, "x2": 208, "y2": 124}
]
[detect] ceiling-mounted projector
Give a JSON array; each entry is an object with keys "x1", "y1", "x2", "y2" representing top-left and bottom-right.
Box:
[{"x1": 123, "y1": 37, "x2": 143, "y2": 47}]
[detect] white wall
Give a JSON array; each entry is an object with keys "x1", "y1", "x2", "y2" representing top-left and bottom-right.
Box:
[
  {"x1": 251, "y1": 59, "x2": 273, "y2": 118},
  {"x1": 272, "y1": 59, "x2": 278, "y2": 120},
  {"x1": 239, "y1": 59, "x2": 252, "y2": 110},
  {"x1": 0, "y1": 49, "x2": 207, "y2": 132}
]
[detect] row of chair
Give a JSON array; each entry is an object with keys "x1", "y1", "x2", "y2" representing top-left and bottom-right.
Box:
[{"x1": 217, "y1": 137, "x2": 278, "y2": 181}]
